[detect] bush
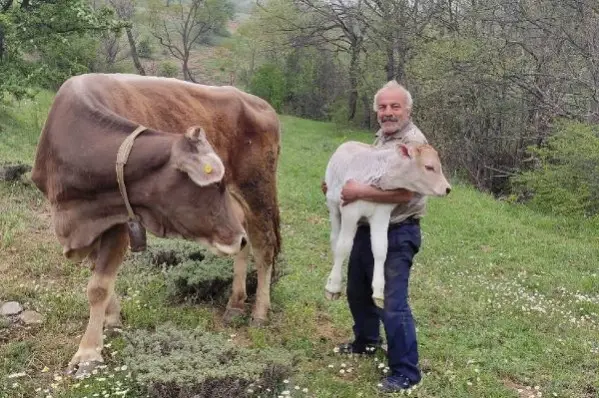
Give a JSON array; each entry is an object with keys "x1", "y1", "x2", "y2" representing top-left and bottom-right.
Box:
[
  {"x1": 158, "y1": 61, "x2": 179, "y2": 78},
  {"x1": 129, "y1": 238, "x2": 286, "y2": 307},
  {"x1": 137, "y1": 36, "x2": 153, "y2": 59},
  {"x1": 248, "y1": 63, "x2": 285, "y2": 113},
  {"x1": 165, "y1": 259, "x2": 258, "y2": 306},
  {"x1": 122, "y1": 323, "x2": 294, "y2": 398},
  {"x1": 512, "y1": 120, "x2": 599, "y2": 217}
]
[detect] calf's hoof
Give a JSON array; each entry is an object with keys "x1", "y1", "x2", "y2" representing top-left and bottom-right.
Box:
[
  {"x1": 325, "y1": 289, "x2": 341, "y2": 300},
  {"x1": 223, "y1": 307, "x2": 245, "y2": 324},
  {"x1": 373, "y1": 296, "x2": 384, "y2": 309}
]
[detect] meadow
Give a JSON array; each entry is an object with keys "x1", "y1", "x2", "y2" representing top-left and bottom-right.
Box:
[{"x1": 0, "y1": 93, "x2": 598, "y2": 397}]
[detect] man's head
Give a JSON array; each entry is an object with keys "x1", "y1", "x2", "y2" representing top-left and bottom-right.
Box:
[{"x1": 373, "y1": 80, "x2": 412, "y2": 136}]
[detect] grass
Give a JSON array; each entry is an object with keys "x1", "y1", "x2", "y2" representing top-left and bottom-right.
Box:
[{"x1": 0, "y1": 92, "x2": 598, "y2": 397}]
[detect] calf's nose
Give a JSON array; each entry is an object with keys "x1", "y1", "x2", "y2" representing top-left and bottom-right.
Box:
[{"x1": 446, "y1": 187, "x2": 452, "y2": 195}]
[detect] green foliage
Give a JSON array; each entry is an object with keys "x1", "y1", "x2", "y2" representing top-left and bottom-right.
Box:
[
  {"x1": 137, "y1": 36, "x2": 153, "y2": 59},
  {"x1": 166, "y1": 259, "x2": 258, "y2": 305},
  {"x1": 0, "y1": 0, "x2": 125, "y2": 97},
  {"x1": 122, "y1": 323, "x2": 294, "y2": 398},
  {"x1": 249, "y1": 63, "x2": 285, "y2": 112},
  {"x1": 512, "y1": 120, "x2": 599, "y2": 218},
  {"x1": 157, "y1": 60, "x2": 179, "y2": 77}
]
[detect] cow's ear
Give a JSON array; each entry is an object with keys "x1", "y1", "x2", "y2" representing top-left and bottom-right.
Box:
[
  {"x1": 176, "y1": 152, "x2": 225, "y2": 186},
  {"x1": 397, "y1": 143, "x2": 413, "y2": 158},
  {"x1": 173, "y1": 136, "x2": 225, "y2": 186}
]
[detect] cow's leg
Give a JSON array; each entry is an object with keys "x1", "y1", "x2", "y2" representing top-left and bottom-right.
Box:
[
  {"x1": 224, "y1": 243, "x2": 251, "y2": 323},
  {"x1": 325, "y1": 204, "x2": 360, "y2": 300},
  {"x1": 104, "y1": 291, "x2": 122, "y2": 332},
  {"x1": 369, "y1": 207, "x2": 393, "y2": 308},
  {"x1": 67, "y1": 224, "x2": 128, "y2": 377},
  {"x1": 250, "y1": 241, "x2": 274, "y2": 326}
]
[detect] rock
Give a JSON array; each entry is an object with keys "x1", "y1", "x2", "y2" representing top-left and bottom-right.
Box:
[
  {"x1": 0, "y1": 163, "x2": 31, "y2": 182},
  {"x1": 18, "y1": 310, "x2": 43, "y2": 325},
  {"x1": 1, "y1": 301, "x2": 23, "y2": 316}
]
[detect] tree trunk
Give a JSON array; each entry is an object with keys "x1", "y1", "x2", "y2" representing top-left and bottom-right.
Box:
[
  {"x1": 182, "y1": 57, "x2": 197, "y2": 82},
  {"x1": 347, "y1": 46, "x2": 359, "y2": 121},
  {"x1": 385, "y1": 46, "x2": 395, "y2": 81},
  {"x1": 126, "y1": 27, "x2": 146, "y2": 76},
  {"x1": 0, "y1": 25, "x2": 4, "y2": 61}
]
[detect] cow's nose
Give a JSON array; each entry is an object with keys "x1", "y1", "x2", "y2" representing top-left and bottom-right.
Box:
[
  {"x1": 446, "y1": 187, "x2": 452, "y2": 195},
  {"x1": 240, "y1": 236, "x2": 248, "y2": 249}
]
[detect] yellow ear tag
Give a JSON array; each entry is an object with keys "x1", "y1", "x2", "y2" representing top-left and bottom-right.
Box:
[{"x1": 204, "y1": 163, "x2": 213, "y2": 174}]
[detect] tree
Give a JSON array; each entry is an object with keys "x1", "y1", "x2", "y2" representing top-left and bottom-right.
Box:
[
  {"x1": 149, "y1": 0, "x2": 233, "y2": 82},
  {"x1": 108, "y1": 0, "x2": 146, "y2": 75},
  {"x1": 0, "y1": 0, "x2": 124, "y2": 98}
]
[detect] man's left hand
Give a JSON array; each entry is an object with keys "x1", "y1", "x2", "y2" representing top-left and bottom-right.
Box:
[{"x1": 340, "y1": 179, "x2": 367, "y2": 206}]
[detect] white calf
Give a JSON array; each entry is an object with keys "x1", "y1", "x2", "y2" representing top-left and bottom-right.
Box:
[{"x1": 324, "y1": 141, "x2": 451, "y2": 307}]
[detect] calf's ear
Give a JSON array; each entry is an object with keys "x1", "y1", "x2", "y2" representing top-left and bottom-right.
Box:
[
  {"x1": 397, "y1": 143, "x2": 413, "y2": 158},
  {"x1": 172, "y1": 128, "x2": 225, "y2": 186}
]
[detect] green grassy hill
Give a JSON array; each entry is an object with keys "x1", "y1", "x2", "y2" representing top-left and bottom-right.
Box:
[{"x1": 0, "y1": 93, "x2": 597, "y2": 397}]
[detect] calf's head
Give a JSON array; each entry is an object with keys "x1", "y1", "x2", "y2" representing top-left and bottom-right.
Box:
[
  {"x1": 157, "y1": 126, "x2": 247, "y2": 255},
  {"x1": 382, "y1": 143, "x2": 451, "y2": 197}
]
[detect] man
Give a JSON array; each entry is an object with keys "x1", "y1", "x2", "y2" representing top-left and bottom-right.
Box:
[{"x1": 322, "y1": 80, "x2": 428, "y2": 393}]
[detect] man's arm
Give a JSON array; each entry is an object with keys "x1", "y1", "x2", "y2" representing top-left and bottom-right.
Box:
[{"x1": 341, "y1": 180, "x2": 413, "y2": 206}]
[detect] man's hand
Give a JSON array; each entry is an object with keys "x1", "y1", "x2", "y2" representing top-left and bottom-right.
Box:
[{"x1": 341, "y1": 179, "x2": 367, "y2": 206}]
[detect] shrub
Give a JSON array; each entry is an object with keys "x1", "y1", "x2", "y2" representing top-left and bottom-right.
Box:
[
  {"x1": 137, "y1": 36, "x2": 153, "y2": 59},
  {"x1": 512, "y1": 120, "x2": 599, "y2": 217},
  {"x1": 122, "y1": 323, "x2": 294, "y2": 398},
  {"x1": 165, "y1": 259, "x2": 258, "y2": 306},
  {"x1": 129, "y1": 239, "x2": 286, "y2": 306},
  {"x1": 158, "y1": 61, "x2": 179, "y2": 78},
  {"x1": 248, "y1": 63, "x2": 285, "y2": 113}
]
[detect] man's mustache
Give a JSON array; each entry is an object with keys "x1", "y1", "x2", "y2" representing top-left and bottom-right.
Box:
[{"x1": 381, "y1": 116, "x2": 399, "y2": 122}]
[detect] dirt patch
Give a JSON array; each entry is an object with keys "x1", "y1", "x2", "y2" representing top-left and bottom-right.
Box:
[{"x1": 502, "y1": 378, "x2": 537, "y2": 398}]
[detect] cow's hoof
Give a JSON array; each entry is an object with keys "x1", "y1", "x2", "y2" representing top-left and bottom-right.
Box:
[
  {"x1": 66, "y1": 348, "x2": 104, "y2": 378},
  {"x1": 104, "y1": 325, "x2": 123, "y2": 338},
  {"x1": 374, "y1": 296, "x2": 384, "y2": 308},
  {"x1": 223, "y1": 307, "x2": 245, "y2": 324},
  {"x1": 249, "y1": 317, "x2": 268, "y2": 327},
  {"x1": 325, "y1": 290, "x2": 341, "y2": 300}
]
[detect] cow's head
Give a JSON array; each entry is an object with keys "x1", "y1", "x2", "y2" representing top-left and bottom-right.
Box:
[
  {"x1": 381, "y1": 143, "x2": 451, "y2": 197},
  {"x1": 156, "y1": 126, "x2": 247, "y2": 255}
]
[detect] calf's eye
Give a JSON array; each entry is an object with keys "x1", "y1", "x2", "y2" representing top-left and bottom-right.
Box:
[{"x1": 425, "y1": 165, "x2": 435, "y2": 171}]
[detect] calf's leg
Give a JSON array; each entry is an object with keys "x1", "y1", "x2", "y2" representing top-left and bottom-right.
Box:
[
  {"x1": 67, "y1": 224, "x2": 128, "y2": 377},
  {"x1": 325, "y1": 204, "x2": 361, "y2": 300},
  {"x1": 369, "y1": 206, "x2": 393, "y2": 308}
]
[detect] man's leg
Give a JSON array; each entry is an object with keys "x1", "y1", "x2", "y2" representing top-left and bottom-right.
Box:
[
  {"x1": 380, "y1": 221, "x2": 422, "y2": 391},
  {"x1": 345, "y1": 225, "x2": 381, "y2": 352}
]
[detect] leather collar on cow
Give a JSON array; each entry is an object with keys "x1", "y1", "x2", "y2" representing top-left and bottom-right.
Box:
[{"x1": 116, "y1": 125, "x2": 148, "y2": 221}]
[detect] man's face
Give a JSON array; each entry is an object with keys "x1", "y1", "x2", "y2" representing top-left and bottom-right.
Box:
[{"x1": 376, "y1": 88, "x2": 411, "y2": 135}]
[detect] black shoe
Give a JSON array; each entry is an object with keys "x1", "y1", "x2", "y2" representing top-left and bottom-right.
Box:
[
  {"x1": 378, "y1": 374, "x2": 417, "y2": 393},
  {"x1": 335, "y1": 341, "x2": 379, "y2": 356}
]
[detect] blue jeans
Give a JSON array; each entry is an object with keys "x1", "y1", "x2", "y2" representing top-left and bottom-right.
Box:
[{"x1": 346, "y1": 219, "x2": 422, "y2": 383}]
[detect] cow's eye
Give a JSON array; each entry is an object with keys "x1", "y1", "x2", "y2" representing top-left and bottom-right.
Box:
[{"x1": 425, "y1": 165, "x2": 435, "y2": 171}]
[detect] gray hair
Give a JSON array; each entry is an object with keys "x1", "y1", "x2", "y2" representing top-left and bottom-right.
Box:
[{"x1": 372, "y1": 80, "x2": 413, "y2": 111}]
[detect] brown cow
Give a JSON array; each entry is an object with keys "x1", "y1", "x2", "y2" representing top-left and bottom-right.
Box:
[{"x1": 31, "y1": 73, "x2": 281, "y2": 375}]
